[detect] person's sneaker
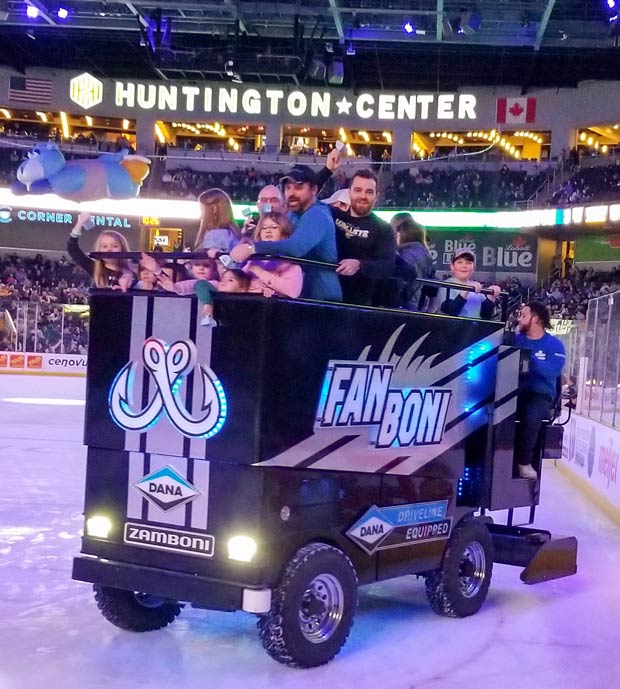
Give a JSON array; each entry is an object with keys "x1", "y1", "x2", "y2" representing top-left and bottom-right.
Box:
[
  {"x1": 200, "y1": 315, "x2": 217, "y2": 328},
  {"x1": 518, "y1": 464, "x2": 538, "y2": 480}
]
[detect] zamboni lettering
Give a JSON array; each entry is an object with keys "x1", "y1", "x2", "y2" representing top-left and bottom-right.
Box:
[{"x1": 124, "y1": 523, "x2": 214, "y2": 556}]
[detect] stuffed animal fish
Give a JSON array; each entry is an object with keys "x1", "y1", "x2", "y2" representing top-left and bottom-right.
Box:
[{"x1": 13, "y1": 144, "x2": 151, "y2": 202}]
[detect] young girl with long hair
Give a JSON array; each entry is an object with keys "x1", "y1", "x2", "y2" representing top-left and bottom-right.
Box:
[
  {"x1": 194, "y1": 188, "x2": 241, "y2": 255},
  {"x1": 246, "y1": 212, "x2": 303, "y2": 298},
  {"x1": 67, "y1": 212, "x2": 135, "y2": 289}
]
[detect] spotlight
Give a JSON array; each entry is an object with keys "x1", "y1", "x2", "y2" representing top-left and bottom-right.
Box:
[
  {"x1": 57, "y1": 8, "x2": 69, "y2": 20},
  {"x1": 403, "y1": 21, "x2": 415, "y2": 34},
  {"x1": 608, "y1": 0, "x2": 616, "y2": 9},
  {"x1": 26, "y1": 5, "x2": 38, "y2": 19}
]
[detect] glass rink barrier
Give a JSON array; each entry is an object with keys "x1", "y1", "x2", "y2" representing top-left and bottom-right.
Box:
[
  {"x1": 0, "y1": 300, "x2": 89, "y2": 375},
  {"x1": 70, "y1": 257, "x2": 577, "y2": 668},
  {"x1": 573, "y1": 290, "x2": 620, "y2": 429}
]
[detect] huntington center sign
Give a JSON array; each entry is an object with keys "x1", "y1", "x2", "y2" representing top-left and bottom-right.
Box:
[{"x1": 69, "y1": 72, "x2": 478, "y2": 121}]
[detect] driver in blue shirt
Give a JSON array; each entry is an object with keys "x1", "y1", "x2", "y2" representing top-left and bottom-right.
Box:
[{"x1": 514, "y1": 302, "x2": 566, "y2": 480}]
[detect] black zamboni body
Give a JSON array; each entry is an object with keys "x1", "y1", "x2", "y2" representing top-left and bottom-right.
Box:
[{"x1": 73, "y1": 291, "x2": 577, "y2": 667}]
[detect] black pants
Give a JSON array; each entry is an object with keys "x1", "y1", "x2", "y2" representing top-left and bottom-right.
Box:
[{"x1": 514, "y1": 393, "x2": 552, "y2": 468}]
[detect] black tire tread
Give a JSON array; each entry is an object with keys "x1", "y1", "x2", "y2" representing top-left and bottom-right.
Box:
[
  {"x1": 93, "y1": 585, "x2": 182, "y2": 632},
  {"x1": 257, "y1": 542, "x2": 358, "y2": 668},
  {"x1": 425, "y1": 518, "x2": 493, "y2": 618}
]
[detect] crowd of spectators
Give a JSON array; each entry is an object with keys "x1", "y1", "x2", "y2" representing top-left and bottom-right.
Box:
[
  {"x1": 0, "y1": 253, "x2": 90, "y2": 354},
  {"x1": 551, "y1": 162, "x2": 620, "y2": 205},
  {"x1": 155, "y1": 163, "x2": 551, "y2": 210},
  {"x1": 0, "y1": 252, "x2": 89, "y2": 303},
  {"x1": 386, "y1": 165, "x2": 550, "y2": 209}
]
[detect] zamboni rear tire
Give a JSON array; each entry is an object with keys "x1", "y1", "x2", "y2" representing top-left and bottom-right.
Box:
[
  {"x1": 425, "y1": 518, "x2": 493, "y2": 618},
  {"x1": 258, "y1": 543, "x2": 358, "y2": 668},
  {"x1": 93, "y1": 585, "x2": 182, "y2": 632}
]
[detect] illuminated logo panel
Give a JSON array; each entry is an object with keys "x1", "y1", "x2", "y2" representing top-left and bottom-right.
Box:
[
  {"x1": 70, "y1": 72, "x2": 103, "y2": 110},
  {"x1": 109, "y1": 338, "x2": 227, "y2": 438}
]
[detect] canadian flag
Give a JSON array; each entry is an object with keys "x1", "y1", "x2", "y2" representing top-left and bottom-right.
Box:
[{"x1": 496, "y1": 97, "x2": 537, "y2": 124}]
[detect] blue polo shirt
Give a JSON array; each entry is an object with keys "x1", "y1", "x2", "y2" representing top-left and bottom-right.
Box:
[{"x1": 515, "y1": 331, "x2": 566, "y2": 401}]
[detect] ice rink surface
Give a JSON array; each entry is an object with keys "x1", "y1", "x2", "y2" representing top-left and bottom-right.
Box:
[{"x1": 1, "y1": 375, "x2": 619, "y2": 689}]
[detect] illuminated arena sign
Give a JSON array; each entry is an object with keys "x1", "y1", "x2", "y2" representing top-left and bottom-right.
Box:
[{"x1": 69, "y1": 73, "x2": 478, "y2": 121}]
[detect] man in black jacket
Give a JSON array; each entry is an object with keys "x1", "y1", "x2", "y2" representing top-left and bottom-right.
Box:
[{"x1": 329, "y1": 169, "x2": 396, "y2": 306}]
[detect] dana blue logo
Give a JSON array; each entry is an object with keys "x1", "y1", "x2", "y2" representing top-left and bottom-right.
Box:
[
  {"x1": 133, "y1": 465, "x2": 201, "y2": 512},
  {"x1": 316, "y1": 362, "x2": 451, "y2": 449},
  {"x1": 347, "y1": 500, "x2": 451, "y2": 554},
  {"x1": 109, "y1": 338, "x2": 227, "y2": 438},
  {"x1": 0, "y1": 206, "x2": 12, "y2": 223}
]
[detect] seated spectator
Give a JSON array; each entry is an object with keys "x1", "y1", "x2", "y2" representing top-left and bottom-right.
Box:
[{"x1": 440, "y1": 248, "x2": 501, "y2": 319}]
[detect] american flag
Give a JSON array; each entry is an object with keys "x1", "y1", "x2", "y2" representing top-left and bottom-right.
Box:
[{"x1": 8, "y1": 76, "x2": 53, "y2": 104}]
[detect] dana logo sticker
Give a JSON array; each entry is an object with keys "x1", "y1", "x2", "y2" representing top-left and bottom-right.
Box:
[
  {"x1": 133, "y1": 465, "x2": 201, "y2": 512},
  {"x1": 109, "y1": 338, "x2": 227, "y2": 438},
  {"x1": 316, "y1": 362, "x2": 451, "y2": 449},
  {"x1": 347, "y1": 500, "x2": 451, "y2": 555}
]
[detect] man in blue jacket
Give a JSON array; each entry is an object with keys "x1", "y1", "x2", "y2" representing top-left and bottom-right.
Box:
[
  {"x1": 231, "y1": 165, "x2": 341, "y2": 302},
  {"x1": 514, "y1": 301, "x2": 566, "y2": 480}
]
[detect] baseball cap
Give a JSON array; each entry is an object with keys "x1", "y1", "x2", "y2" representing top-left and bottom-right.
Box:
[
  {"x1": 452, "y1": 247, "x2": 476, "y2": 262},
  {"x1": 280, "y1": 164, "x2": 318, "y2": 186},
  {"x1": 321, "y1": 188, "x2": 351, "y2": 206}
]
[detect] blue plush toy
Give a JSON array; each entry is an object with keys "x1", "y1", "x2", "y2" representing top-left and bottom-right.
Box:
[{"x1": 13, "y1": 144, "x2": 151, "y2": 202}]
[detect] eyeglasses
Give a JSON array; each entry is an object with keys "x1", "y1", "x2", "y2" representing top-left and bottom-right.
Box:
[{"x1": 258, "y1": 197, "x2": 280, "y2": 204}]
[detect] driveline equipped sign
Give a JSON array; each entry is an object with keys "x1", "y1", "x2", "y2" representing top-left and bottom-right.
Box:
[{"x1": 346, "y1": 500, "x2": 452, "y2": 555}]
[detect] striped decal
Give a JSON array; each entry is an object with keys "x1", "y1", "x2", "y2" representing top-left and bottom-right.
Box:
[
  {"x1": 120, "y1": 294, "x2": 213, "y2": 459},
  {"x1": 127, "y1": 452, "x2": 211, "y2": 530}
]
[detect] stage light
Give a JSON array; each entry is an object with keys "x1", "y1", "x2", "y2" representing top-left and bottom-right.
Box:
[
  {"x1": 57, "y1": 7, "x2": 68, "y2": 19},
  {"x1": 26, "y1": 5, "x2": 38, "y2": 19},
  {"x1": 403, "y1": 21, "x2": 415, "y2": 34},
  {"x1": 608, "y1": 0, "x2": 616, "y2": 9}
]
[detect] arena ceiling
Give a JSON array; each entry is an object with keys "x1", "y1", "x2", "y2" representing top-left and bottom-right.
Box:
[{"x1": 0, "y1": 1, "x2": 618, "y2": 91}]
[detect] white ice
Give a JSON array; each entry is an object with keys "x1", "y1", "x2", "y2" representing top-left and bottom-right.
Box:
[{"x1": 1, "y1": 375, "x2": 619, "y2": 689}]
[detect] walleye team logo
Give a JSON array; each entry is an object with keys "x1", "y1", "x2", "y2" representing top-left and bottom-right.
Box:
[
  {"x1": 316, "y1": 362, "x2": 451, "y2": 449},
  {"x1": 109, "y1": 338, "x2": 227, "y2": 438},
  {"x1": 347, "y1": 500, "x2": 452, "y2": 554},
  {"x1": 133, "y1": 465, "x2": 201, "y2": 512}
]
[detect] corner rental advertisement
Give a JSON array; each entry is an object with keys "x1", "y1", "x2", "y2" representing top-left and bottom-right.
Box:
[
  {"x1": 561, "y1": 413, "x2": 620, "y2": 522},
  {"x1": 0, "y1": 352, "x2": 87, "y2": 376}
]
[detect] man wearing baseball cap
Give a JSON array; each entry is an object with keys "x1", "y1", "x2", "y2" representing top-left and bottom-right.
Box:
[
  {"x1": 231, "y1": 164, "x2": 341, "y2": 301},
  {"x1": 439, "y1": 247, "x2": 501, "y2": 319}
]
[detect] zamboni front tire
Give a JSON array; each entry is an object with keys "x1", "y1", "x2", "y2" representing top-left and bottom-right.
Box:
[
  {"x1": 93, "y1": 585, "x2": 182, "y2": 632},
  {"x1": 258, "y1": 543, "x2": 358, "y2": 668},
  {"x1": 425, "y1": 518, "x2": 493, "y2": 618}
]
